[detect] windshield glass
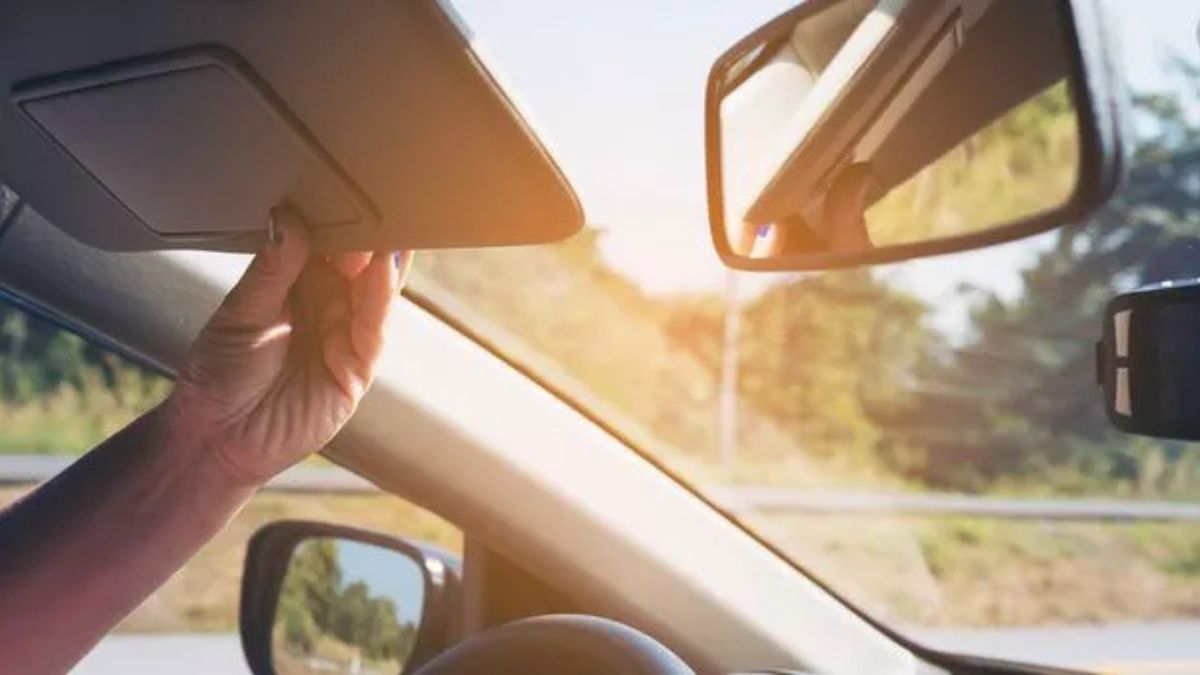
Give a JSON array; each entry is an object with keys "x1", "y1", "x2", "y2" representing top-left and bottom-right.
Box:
[{"x1": 422, "y1": 1, "x2": 1200, "y2": 670}]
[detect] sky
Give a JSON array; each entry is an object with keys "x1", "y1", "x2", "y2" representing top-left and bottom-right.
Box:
[
  {"x1": 335, "y1": 539, "x2": 425, "y2": 626},
  {"x1": 448, "y1": 0, "x2": 796, "y2": 294},
  {"x1": 447, "y1": 0, "x2": 1200, "y2": 315}
]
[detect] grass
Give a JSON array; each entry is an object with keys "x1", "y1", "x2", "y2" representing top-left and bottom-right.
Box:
[
  {"x1": 0, "y1": 382, "x2": 168, "y2": 455},
  {"x1": 274, "y1": 630, "x2": 403, "y2": 675},
  {"x1": 748, "y1": 512, "x2": 1200, "y2": 628}
]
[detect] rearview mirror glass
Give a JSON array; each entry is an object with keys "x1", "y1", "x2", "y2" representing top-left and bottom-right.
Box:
[
  {"x1": 707, "y1": 0, "x2": 1125, "y2": 271},
  {"x1": 273, "y1": 537, "x2": 425, "y2": 674}
]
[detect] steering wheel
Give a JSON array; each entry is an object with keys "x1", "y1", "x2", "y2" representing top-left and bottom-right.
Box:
[{"x1": 412, "y1": 614, "x2": 697, "y2": 675}]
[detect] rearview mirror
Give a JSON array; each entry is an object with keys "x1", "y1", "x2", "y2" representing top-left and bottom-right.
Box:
[
  {"x1": 706, "y1": 0, "x2": 1126, "y2": 271},
  {"x1": 240, "y1": 520, "x2": 460, "y2": 675},
  {"x1": 1098, "y1": 281, "x2": 1200, "y2": 441}
]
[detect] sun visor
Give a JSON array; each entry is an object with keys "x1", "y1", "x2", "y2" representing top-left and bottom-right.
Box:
[
  {"x1": 0, "y1": 1, "x2": 582, "y2": 252},
  {"x1": 15, "y1": 51, "x2": 374, "y2": 242}
]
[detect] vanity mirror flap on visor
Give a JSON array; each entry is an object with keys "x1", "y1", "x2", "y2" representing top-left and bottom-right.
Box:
[{"x1": 14, "y1": 49, "x2": 374, "y2": 243}]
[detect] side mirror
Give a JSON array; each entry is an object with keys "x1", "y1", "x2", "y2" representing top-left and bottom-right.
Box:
[
  {"x1": 706, "y1": 0, "x2": 1127, "y2": 271},
  {"x1": 240, "y1": 520, "x2": 460, "y2": 675},
  {"x1": 1098, "y1": 281, "x2": 1200, "y2": 440}
]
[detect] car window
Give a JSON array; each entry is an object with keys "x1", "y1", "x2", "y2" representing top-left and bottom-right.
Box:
[
  {"x1": 0, "y1": 301, "x2": 462, "y2": 674},
  {"x1": 419, "y1": 1, "x2": 1200, "y2": 670},
  {"x1": 0, "y1": 303, "x2": 169, "y2": 453}
]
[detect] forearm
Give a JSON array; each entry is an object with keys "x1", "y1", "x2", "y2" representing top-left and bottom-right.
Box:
[{"x1": 0, "y1": 401, "x2": 255, "y2": 673}]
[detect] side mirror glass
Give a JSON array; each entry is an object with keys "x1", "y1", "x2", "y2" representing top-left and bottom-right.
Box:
[
  {"x1": 274, "y1": 538, "x2": 423, "y2": 672},
  {"x1": 1099, "y1": 281, "x2": 1200, "y2": 441},
  {"x1": 706, "y1": 0, "x2": 1127, "y2": 271},
  {"x1": 240, "y1": 521, "x2": 459, "y2": 675}
]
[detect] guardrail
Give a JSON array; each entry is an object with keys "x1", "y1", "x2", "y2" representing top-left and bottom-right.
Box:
[
  {"x1": 0, "y1": 454, "x2": 377, "y2": 493},
  {"x1": 707, "y1": 486, "x2": 1200, "y2": 522},
  {"x1": 5, "y1": 454, "x2": 1200, "y2": 522}
]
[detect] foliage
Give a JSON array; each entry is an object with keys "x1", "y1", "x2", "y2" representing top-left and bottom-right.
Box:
[
  {"x1": 1160, "y1": 538, "x2": 1200, "y2": 577},
  {"x1": 277, "y1": 539, "x2": 342, "y2": 655},
  {"x1": 276, "y1": 539, "x2": 416, "y2": 664},
  {"x1": 415, "y1": 61, "x2": 1200, "y2": 500},
  {"x1": 739, "y1": 269, "x2": 931, "y2": 460},
  {"x1": 868, "y1": 81, "x2": 1080, "y2": 246},
  {"x1": 660, "y1": 268, "x2": 936, "y2": 470},
  {"x1": 867, "y1": 66, "x2": 1200, "y2": 493},
  {"x1": 416, "y1": 230, "x2": 731, "y2": 463},
  {"x1": 0, "y1": 306, "x2": 169, "y2": 454}
]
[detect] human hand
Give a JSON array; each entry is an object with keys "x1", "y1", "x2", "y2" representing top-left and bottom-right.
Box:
[
  {"x1": 164, "y1": 207, "x2": 412, "y2": 485},
  {"x1": 738, "y1": 162, "x2": 878, "y2": 257},
  {"x1": 820, "y1": 162, "x2": 877, "y2": 252}
]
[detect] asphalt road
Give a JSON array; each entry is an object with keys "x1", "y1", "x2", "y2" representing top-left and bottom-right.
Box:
[
  {"x1": 74, "y1": 623, "x2": 1200, "y2": 674},
  {"x1": 75, "y1": 635, "x2": 245, "y2": 674},
  {"x1": 914, "y1": 621, "x2": 1200, "y2": 674}
]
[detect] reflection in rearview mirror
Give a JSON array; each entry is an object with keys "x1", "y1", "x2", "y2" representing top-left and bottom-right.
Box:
[
  {"x1": 711, "y1": 0, "x2": 1085, "y2": 269},
  {"x1": 273, "y1": 537, "x2": 425, "y2": 675},
  {"x1": 863, "y1": 81, "x2": 1076, "y2": 247}
]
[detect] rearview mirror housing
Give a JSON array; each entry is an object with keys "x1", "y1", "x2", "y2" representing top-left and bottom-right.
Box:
[
  {"x1": 1098, "y1": 281, "x2": 1200, "y2": 441},
  {"x1": 706, "y1": 0, "x2": 1128, "y2": 271},
  {"x1": 240, "y1": 520, "x2": 461, "y2": 675}
]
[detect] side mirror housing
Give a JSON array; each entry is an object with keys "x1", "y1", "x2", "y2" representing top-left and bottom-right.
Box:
[
  {"x1": 1098, "y1": 280, "x2": 1200, "y2": 440},
  {"x1": 240, "y1": 520, "x2": 461, "y2": 675}
]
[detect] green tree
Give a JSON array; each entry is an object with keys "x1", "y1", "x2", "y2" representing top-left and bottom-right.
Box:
[
  {"x1": 360, "y1": 597, "x2": 403, "y2": 660},
  {"x1": 276, "y1": 539, "x2": 414, "y2": 662},
  {"x1": 277, "y1": 538, "x2": 341, "y2": 655},
  {"x1": 735, "y1": 268, "x2": 933, "y2": 464},
  {"x1": 868, "y1": 66, "x2": 1200, "y2": 494}
]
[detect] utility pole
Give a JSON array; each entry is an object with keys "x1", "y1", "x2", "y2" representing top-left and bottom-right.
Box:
[{"x1": 718, "y1": 267, "x2": 741, "y2": 471}]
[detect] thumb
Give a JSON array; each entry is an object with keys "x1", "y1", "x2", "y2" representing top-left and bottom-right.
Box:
[{"x1": 218, "y1": 208, "x2": 310, "y2": 326}]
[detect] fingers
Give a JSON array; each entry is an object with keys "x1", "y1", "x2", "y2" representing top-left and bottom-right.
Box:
[
  {"x1": 832, "y1": 162, "x2": 879, "y2": 203},
  {"x1": 348, "y1": 251, "x2": 404, "y2": 370},
  {"x1": 291, "y1": 249, "x2": 407, "y2": 400},
  {"x1": 297, "y1": 262, "x2": 352, "y2": 337},
  {"x1": 330, "y1": 252, "x2": 372, "y2": 280},
  {"x1": 321, "y1": 329, "x2": 368, "y2": 401},
  {"x1": 219, "y1": 208, "x2": 310, "y2": 326}
]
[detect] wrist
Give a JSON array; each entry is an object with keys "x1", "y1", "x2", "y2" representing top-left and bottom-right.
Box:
[{"x1": 154, "y1": 393, "x2": 264, "y2": 494}]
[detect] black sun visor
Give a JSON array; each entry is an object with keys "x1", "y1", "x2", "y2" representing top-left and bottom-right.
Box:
[{"x1": 0, "y1": 0, "x2": 583, "y2": 252}]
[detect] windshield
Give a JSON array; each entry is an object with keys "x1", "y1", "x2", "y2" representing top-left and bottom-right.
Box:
[{"x1": 422, "y1": 1, "x2": 1200, "y2": 670}]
